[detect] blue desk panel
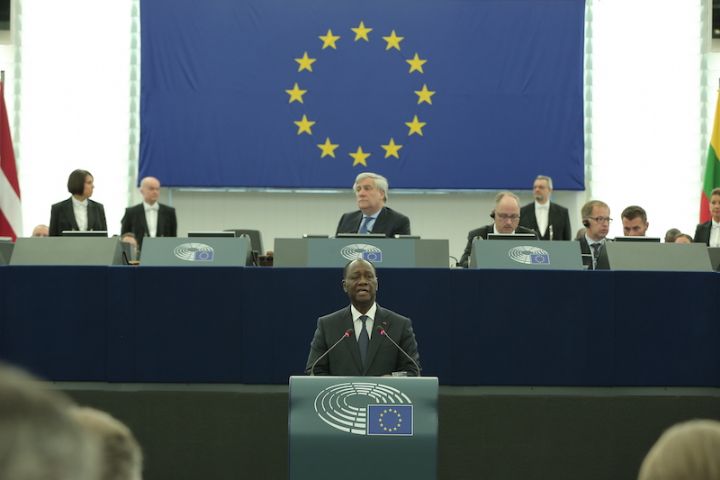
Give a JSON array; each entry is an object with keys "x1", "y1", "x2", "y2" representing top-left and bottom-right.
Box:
[{"x1": 0, "y1": 267, "x2": 718, "y2": 386}]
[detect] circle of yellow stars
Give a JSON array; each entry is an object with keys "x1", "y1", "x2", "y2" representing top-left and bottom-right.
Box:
[
  {"x1": 378, "y1": 407, "x2": 404, "y2": 432},
  {"x1": 286, "y1": 21, "x2": 436, "y2": 167}
]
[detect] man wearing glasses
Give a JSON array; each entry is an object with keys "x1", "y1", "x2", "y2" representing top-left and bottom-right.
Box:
[
  {"x1": 458, "y1": 191, "x2": 538, "y2": 267},
  {"x1": 578, "y1": 200, "x2": 612, "y2": 270}
]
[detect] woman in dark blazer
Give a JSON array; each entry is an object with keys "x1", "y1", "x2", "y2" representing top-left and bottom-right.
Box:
[{"x1": 49, "y1": 169, "x2": 107, "y2": 236}]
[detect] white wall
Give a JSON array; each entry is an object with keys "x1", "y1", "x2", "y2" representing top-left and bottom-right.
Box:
[
  {"x1": 590, "y1": 0, "x2": 703, "y2": 238},
  {"x1": 5, "y1": 0, "x2": 714, "y2": 250},
  {"x1": 13, "y1": 0, "x2": 131, "y2": 235}
]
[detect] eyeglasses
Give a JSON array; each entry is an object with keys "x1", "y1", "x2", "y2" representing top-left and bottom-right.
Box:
[
  {"x1": 588, "y1": 216, "x2": 613, "y2": 224},
  {"x1": 496, "y1": 214, "x2": 520, "y2": 221}
]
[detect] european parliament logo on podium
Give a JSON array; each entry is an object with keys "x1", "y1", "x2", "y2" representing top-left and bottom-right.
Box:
[
  {"x1": 290, "y1": 376, "x2": 437, "y2": 480},
  {"x1": 313, "y1": 381, "x2": 413, "y2": 435}
]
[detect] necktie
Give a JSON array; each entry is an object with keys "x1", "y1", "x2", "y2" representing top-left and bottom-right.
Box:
[
  {"x1": 358, "y1": 216, "x2": 372, "y2": 234},
  {"x1": 358, "y1": 315, "x2": 369, "y2": 368},
  {"x1": 591, "y1": 243, "x2": 601, "y2": 258}
]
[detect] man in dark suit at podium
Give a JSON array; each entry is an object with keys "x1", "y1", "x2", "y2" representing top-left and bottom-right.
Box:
[
  {"x1": 458, "y1": 191, "x2": 538, "y2": 267},
  {"x1": 519, "y1": 175, "x2": 571, "y2": 240},
  {"x1": 335, "y1": 172, "x2": 410, "y2": 237},
  {"x1": 305, "y1": 258, "x2": 421, "y2": 376},
  {"x1": 121, "y1": 177, "x2": 177, "y2": 249}
]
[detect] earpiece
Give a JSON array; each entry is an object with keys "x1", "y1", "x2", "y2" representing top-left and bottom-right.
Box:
[
  {"x1": 490, "y1": 210, "x2": 495, "y2": 219},
  {"x1": 582, "y1": 219, "x2": 590, "y2": 228}
]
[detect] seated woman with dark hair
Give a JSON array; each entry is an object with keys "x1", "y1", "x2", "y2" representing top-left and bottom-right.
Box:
[{"x1": 49, "y1": 169, "x2": 107, "y2": 236}]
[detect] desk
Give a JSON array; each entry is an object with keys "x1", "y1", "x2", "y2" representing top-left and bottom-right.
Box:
[{"x1": 1, "y1": 267, "x2": 718, "y2": 386}]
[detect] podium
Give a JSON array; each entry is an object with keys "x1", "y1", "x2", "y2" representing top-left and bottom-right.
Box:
[
  {"x1": 10, "y1": 237, "x2": 123, "y2": 265},
  {"x1": 470, "y1": 239, "x2": 583, "y2": 269},
  {"x1": 289, "y1": 376, "x2": 438, "y2": 480},
  {"x1": 596, "y1": 242, "x2": 713, "y2": 271},
  {"x1": 274, "y1": 238, "x2": 449, "y2": 267},
  {"x1": 139, "y1": 237, "x2": 252, "y2": 266}
]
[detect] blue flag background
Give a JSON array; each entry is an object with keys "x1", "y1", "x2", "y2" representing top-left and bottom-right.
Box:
[{"x1": 140, "y1": 0, "x2": 585, "y2": 189}]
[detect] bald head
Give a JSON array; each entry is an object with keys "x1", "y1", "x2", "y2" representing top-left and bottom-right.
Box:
[
  {"x1": 493, "y1": 191, "x2": 521, "y2": 233},
  {"x1": 139, "y1": 177, "x2": 161, "y2": 205},
  {"x1": 32, "y1": 225, "x2": 49, "y2": 237}
]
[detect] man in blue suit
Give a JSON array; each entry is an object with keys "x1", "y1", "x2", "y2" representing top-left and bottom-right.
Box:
[
  {"x1": 335, "y1": 172, "x2": 410, "y2": 237},
  {"x1": 305, "y1": 259, "x2": 421, "y2": 376}
]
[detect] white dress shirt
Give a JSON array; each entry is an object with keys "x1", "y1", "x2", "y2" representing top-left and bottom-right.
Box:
[
  {"x1": 351, "y1": 303, "x2": 377, "y2": 341},
  {"x1": 144, "y1": 201, "x2": 159, "y2": 238},
  {"x1": 585, "y1": 234, "x2": 606, "y2": 268},
  {"x1": 358, "y1": 208, "x2": 381, "y2": 234},
  {"x1": 71, "y1": 197, "x2": 89, "y2": 231},
  {"x1": 535, "y1": 201, "x2": 550, "y2": 237}
]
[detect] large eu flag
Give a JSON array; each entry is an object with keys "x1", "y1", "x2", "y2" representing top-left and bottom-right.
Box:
[{"x1": 140, "y1": 0, "x2": 585, "y2": 189}]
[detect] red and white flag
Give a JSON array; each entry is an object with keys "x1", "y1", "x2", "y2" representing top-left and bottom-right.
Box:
[{"x1": 0, "y1": 81, "x2": 21, "y2": 241}]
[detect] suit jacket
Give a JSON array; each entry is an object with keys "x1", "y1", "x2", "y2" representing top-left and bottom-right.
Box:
[
  {"x1": 121, "y1": 203, "x2": 178, "y2": 248},
  {"x1": 577, "y1": 236, "x2": 612, "y2": 270},
  {"x1": 49, "y1": 198, "x2": 107, "y2": 236},
  {"x1": 305, "y1": 304, "x2": 421, "y2": 376},
  {"x1": 458, "y1": 224, "x2": 538, "y2": 268},
  {"x1": 693, "y1": 221, "x2": 713, "y2": 246},
  {"x1": 519, "y1": 202, "x2": 572, "y2": 240},
  {"x1": 335, "y1": 206, "x2": 411, "y2": 237}
]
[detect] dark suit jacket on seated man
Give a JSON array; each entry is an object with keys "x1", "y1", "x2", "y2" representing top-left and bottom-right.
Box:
[
  {"x1": 335, "y1": 172, "x2": 410, "y2": 237},
  {"x1": 518, "y1": 175, "x2": 571, "y2": 241},
  {"x1": 305, "y1": 259, "x2": 421, "y2": 376},
  {"x1": 121, "y1": 177, "x2": 177, "y2": 249},
  {"x1": 458, "y1": 191, "x2": 539, "y2": 268},
  {"x1": 49, "y1": 169, "x2": 107, "y2": 236}
]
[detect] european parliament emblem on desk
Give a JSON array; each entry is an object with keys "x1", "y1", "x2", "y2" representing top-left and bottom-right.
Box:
[
  {"x1": 508, "y1": 246, "x2": 550, "y2": 265},
  {"x1": 314, "y1": 382, "x2": 413, "y2": 436},
  {"x1": 173, "y1": 243, "x2": 215, "y2": 262},
  {"x1": 340, "y1": 244, "x2": 383, "y2": 263}
]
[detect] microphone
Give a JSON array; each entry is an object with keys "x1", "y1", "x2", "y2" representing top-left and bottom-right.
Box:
[
  {"x1": 309, "y1": 329, "x2": 353, "y2": 376},
  {"x1": 376, "y1": 324, "x2": 421, "y2": 376},
  {"x1": 549, "y1": 225, "x2": 554, "y2": 240}
]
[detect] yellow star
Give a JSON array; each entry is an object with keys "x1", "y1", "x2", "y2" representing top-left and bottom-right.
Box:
[
  {"x1": 415, "y1": 84, "x2": 435, "y2": 105},
  {"x1": 405, "y1": 115, "x2": 426, "y2": 136},
  {"x1": 317, "y1": 137, "x2": 339, "y2": 158},
  {"x1": 407, "y1": 53, "x2": 427, "y2": 73},
  {"x1": 285, "y1": 83, "x2": 307, "y2": 104},
  {"x1": 382, "y1": 30, "x2": 404, "y2": 51},
  {"x1": 381, "y1": 138, "x2": 403, "y2": 159},
  {"x1": 295, "y1": 52, "x2": 316, "y2": 72},
  {"x1": 351, "y1": 21, "x2": 373, "y2": 42},
  {"x1": 349, "y1": 146, "x2": 371, "y2": 166},
  {"x1": 319, "y1": 29, "x2": 341, "y2": 50},
  {"x1": 294, "y1": 114, "x2": 316, "y2": 135}
]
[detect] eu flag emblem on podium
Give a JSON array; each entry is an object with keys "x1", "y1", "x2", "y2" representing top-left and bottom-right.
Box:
[{"x1": 367, "y1": 405, "x2": 413, "y2": 436}]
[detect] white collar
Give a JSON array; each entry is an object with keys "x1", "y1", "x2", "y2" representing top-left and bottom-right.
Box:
[
  {"x1": 71, "y1": 197, "x2": 88, "y2": 207},
  {"x1": 585, "y1": 234, "x2": 605, "y2": 246},
  {"x1": 144, "y1": 201, "x2": 159, "y2": 211},
  {"x1": 351, "y1": 303, "x2": 377, "y2": 321}
]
